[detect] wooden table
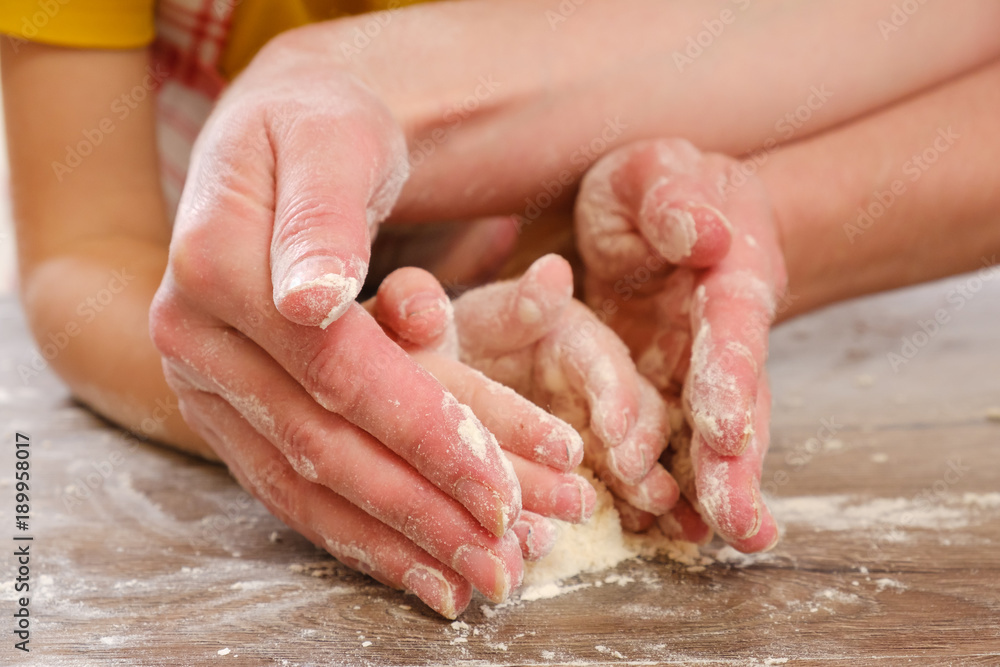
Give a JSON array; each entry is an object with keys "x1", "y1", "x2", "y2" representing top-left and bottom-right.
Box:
[{"x1": 1, "y1": 271, "x2": 998, "y2": 667}]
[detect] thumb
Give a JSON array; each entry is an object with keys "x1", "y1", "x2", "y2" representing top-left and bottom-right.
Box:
[{"x1": 268, "y1": 94, "x2": 409, "y2": 328}]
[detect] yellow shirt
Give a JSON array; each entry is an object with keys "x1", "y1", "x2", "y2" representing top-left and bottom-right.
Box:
[{"x1": 0, "y1": 0, "x2": 428, "y2": 78}]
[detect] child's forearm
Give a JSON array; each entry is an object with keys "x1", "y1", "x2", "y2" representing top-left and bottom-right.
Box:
[
  {"x1": 21, "y1": 237, "x2": 216, "y2": 459},
  {"x1": 271, "y1": 0, "x2": 1000, "y2": 222},
  {"x1": 762, "y1": 59, "x2": 1000, "y2": 320},
  {"x1": 2, "y1": 40, "x2": 213, "y2": 458}
]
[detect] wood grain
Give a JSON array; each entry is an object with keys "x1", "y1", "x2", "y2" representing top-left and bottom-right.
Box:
[{"x1": 1, "y1": 273, "x2": 998, "y2": 666}]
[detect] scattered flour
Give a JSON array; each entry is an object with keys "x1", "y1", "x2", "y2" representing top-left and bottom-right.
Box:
[
  {"x1": 768, "y1": 492, "x2": 1000, "y2": 533},
  {"x1": 519, "y1": 469, "x2": 703, "y2": 596},
  {"x1": 874, "y1": 578, "x2": 906, "y2": 593}
]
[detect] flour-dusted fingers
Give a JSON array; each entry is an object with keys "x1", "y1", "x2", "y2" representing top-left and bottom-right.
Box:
[
  {"x1": 684, "y1": 171, "x2": 785, "y2": 458},
  {"x1": 502, "y1": 450, "x2": 596, "y2": 524},
  {"x1": 660, "y1": 414, "x2": 714, "y2": 544},
  {"x1": 512, "y1": 511, "x2": 558, "y2": 562},
  {"x1": 154, "y1": 260, "x2": 520, "y2": 539},
  {"x1": 154, "y1": 68, "x2": 524, "y2": 537},
  {"x1": 631, "y1": 269, "x2": 696, "y2": 391},
  {"x1": 412, "y1": 352, "x2": 584, "y2": 473},
  {"x1": 631, "y1": 140, "x2": 733, "y2": 268},
  {"x1": 656, "y1": 496, "x2": 713, "y2": 545},
  {"x1": 691, "y1": 373, "x2": 778, "y2": 552},
  {"x1": 173, "y1": 384, "x2": 474, "y2": 619},
  {"x1": 720, "y1": 373, "x2": 779, "y2": 553},
  {"x1": 159, "y1": 329, "x2": 525, "y2": 602},
  {"x1": 575, "y1": 139, "x2": 733, "y2": 282},
  {"x1": 260, "y1": 86, "x2": 410, "y2": 329},
  {"x1": 603, "y1": 378, "x2": 671, "y2": 486},
  {"x1": 537, "y1": 300, "x2": 641, "y2": 450},
  {"x1": 453, "y1": 253, "x2": 574, "y2": 360},
  {"x1": 602, "y1": 461, "x2": 680, "y2": 517},
  {"x1": 374, "y1": 267, "x2": 456, "y2": 354}
]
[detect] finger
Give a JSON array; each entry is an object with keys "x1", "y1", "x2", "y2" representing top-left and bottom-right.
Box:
[
  {"x1": 412, "y1": 351, "x2": 584, "y2": 473},
  {"x1": 454, "y1": 253, "x2": 574, "y2": 359},
  {"x1": 512, "y1": 511, "x2": 558, "y2": 561},
  {"x1": 504, "y1": 451, "x2": 596, "y2": 524},
  {"x1": 600, "y1": 461, "x2": 679, "y2": 516},
  {"x1": 656, "y1": 496, "x2": 713, "y2": 545},
  {"x1": 685, "y1": 250, "x2": 778, "y2": 458},
  {"x1": 175, "y1": 384, "x2": 474, "y2": 619},
  {"x1": 539, "y1": 300, "x2": 640, "y2": 449},
  {"x1": 692, "y1": 373, "x2": 778, "y2": 551},
  {"x1": 603, "y1": 379, "x2": 671, "y2": 486},
  {"x1": 575, "y1": 139, "x2": 733, "y2": 281},
  {"x1": 633, "y1": 269, "x2": 696, "y2": 392},
  {"x1": 374, "y1": 267, "x2": 455, "y2": 352},
  {"x1": 613, "y1": 499, "x2": 656, "y2": 533},
  {"x1": 157, "y1": 318, "x2": 523, "y2": 600},
  {"x1": 264, "y1": 90, "x2": 410, "y2": 328},
  {"x1": 633, "y1": 151, "x2": 733, "y2": 268},
  {"x1": 154, "y1": 277, "x2": 521, "y2": 538}
]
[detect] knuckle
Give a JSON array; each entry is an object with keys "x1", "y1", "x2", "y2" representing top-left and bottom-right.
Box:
[
  {"x1": 302, "y1": 342, "x2": 356, "y2": 413},
  {"x1": 276, "y1": 417, "x2": 321, "y2": 482},
  {"x1": 167, "y1": 223, "x2": 220, "y2": 299},
  {"x1": 148, "y1": 292, "x2": 187, "y2": 359}
]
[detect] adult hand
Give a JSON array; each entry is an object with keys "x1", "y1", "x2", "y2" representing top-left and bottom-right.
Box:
[
  {"x1": 575, "y1": 139, "x2": 787, "y2": 552},
  {"x1": 150, "y1": 51, "x2": 531, "y2": 618}
]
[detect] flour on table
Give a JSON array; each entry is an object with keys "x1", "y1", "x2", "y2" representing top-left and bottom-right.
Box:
[{"x1": 519, "y1": 468, "x2": 703, "y2": 596}]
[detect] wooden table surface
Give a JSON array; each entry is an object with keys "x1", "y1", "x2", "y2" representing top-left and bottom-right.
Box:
[{"x1": 1, "y1": 272, "x2": 998, "y2": 667}]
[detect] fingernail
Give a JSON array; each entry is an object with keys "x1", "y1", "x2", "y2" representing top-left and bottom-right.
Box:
[
  {"x1": 457, "y1": 478, "x2": 510, "y2": 537},
  {"x1": 537, "y1": 424, "x2": 584, "y2": 471},
  {"x1": 401, "y1": 292, "x2": 447, "y2": 319},
  {"x1": 277, "y1": 256, "x2": 363, "y2": 328},
  {"x1": 551, "y1": 479, "x2": 591, "y2": 524},
  {"x1": 453, "y1": 544, "x2": 511, "y2": 603},
  {"x1": 606, "y1": 444, "x2": 645, "y2": 486},
  {"x1": 744, "y1": 482, "x2": 765, "y2": 540},
  {"x1": 596, "y1": 408, "x2": 630, "y2": 447},
  {"x1": 403, "y1": 565, "x2": 457, "y2": 619}
]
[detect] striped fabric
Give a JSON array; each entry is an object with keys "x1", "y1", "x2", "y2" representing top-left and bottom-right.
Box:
[{"x1": 151, "y1": 0, "x2": 234, "y2": 218}]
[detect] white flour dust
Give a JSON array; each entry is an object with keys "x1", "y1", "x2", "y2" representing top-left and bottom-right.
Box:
[{"x1": 515, "y1": 468, "x2": 706, "y2": 601}]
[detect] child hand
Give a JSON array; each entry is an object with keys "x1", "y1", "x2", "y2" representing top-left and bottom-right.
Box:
[
  {"x1": 575, "y1": 139, "x2": 788, "y2": 552},
  {"x1": 372, "y1": 255, "x2": 681, "y2": 523}
]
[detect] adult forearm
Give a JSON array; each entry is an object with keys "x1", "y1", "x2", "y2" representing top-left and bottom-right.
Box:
[
  {"x1": 264, "y1": 0, "x2": 1000, "y2": 221},
  {"x1": 763, "y1": 59, "x2": 1000, "y2": 320}
]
